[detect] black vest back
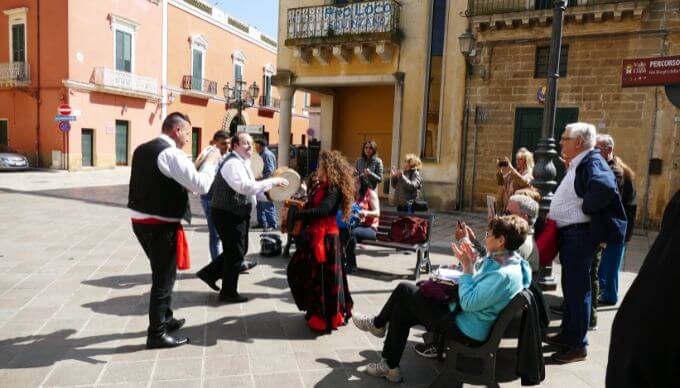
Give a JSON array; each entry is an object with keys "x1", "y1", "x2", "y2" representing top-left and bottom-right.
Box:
[
  {"x1": 128, "y1": 138, "x2": 188, "y2": 218},
  {"x1": 211, "y1": 152, "x2": 252, "y2": 218}
]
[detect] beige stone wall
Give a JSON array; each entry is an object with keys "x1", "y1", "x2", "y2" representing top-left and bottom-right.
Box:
[{"x1": 463, "y1": 0, "x2": 680, "y2": 227}]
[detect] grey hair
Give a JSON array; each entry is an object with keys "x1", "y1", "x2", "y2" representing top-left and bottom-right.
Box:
[
  {"x1": 565, "y1": 122, "x2": 597, "y2": 149},
  {"x1": 508, "y1": 194, "x2": 539, "y2": 227},
  {"x1": 596, "y1": 134, "x2": 615, "y2": 149}
]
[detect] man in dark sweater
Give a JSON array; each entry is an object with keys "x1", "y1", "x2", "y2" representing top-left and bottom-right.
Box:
[{"x1": 128, "y1": 112, "x2": 219, "y2": 349}]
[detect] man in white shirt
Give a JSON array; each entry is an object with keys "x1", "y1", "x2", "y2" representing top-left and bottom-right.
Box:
[
  {"x1": 197, "y1": 132, "x2": 287, "y2": 303},
  {"x1": 128, "y1": 112, "x2": 220, "y2": 349},
  {"x1": 544, "y1": 122, "x2": 625, "y2": 364}
]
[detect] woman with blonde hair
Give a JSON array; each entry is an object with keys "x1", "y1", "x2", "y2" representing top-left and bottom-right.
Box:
[
  {"x1": 286, "y1": 150, "x2": 355, "y2": 332},
  {"x1": 391, "y1": 153, "x2": 423, "y2": 210},
  {"x1": 497, "y1": 148, "x2": 534, "y2": 211}
]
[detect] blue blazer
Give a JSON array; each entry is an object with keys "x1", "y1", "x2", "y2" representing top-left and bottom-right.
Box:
[{"x1": 574, "y1": 149, "x2": 627, "y2": 245}]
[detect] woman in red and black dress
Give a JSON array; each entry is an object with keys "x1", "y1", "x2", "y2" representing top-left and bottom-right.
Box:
[{"x1": 286, "y1": 150, "x2": 355, "y2": 332}]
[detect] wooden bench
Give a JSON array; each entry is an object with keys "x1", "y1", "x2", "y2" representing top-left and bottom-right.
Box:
[{"x1": 358, "y1": 210, "x2": 435, "y2": 280}]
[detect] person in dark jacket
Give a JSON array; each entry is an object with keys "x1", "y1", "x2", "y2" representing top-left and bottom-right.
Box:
[
  {"x1": 606, "y1": 190, "x2": 680, "y2": 388},
  {"x1": 596, "y1": 134, "x2": 637, "y2": 305},
  {"x1": 544, "y1": 123, "x2": 626, "y2": 364},
  {"x1": 390, "y1": 153, "x2": 423, "y2": 210},
  {"x1": 355, "y1": 140, "x2": 384, "y2": 190}
]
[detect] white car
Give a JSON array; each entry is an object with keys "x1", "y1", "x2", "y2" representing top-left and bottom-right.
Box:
[{"x1": 0, "y1": 145, "x2": 30, "y2": 171}]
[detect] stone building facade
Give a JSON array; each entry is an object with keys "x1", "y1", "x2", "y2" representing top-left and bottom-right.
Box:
[{"x1": 462, "y1": 0, "x2": 680, "y2": 227}]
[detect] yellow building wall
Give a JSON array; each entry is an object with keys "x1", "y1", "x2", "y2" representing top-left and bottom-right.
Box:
[{"x1": 332, "y1": 86, "x2": 394, "y2": 169}]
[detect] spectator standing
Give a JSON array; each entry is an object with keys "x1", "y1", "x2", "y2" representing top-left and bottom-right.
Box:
[
  {"x1": 254, "y1": 138, "x2": 278, "y2": 231},
  {"x1": 195, "y1": 130, "x2": 230, "y2": 262},
  {"x1": 391, "y1": 154, "x2": 423, "y2": 210},
  {"x1": 543, "y1": 123, "x2": 626, "y2": 364},
  {"x1": 596, "y1": 134, "x2": 637, "y2": 305},
  {"x1": 497, "y1": 148, "x2": 534, "y2": 211},
  {"x1": 355, "y1": 140, "x2": 384, "y2": 191}
]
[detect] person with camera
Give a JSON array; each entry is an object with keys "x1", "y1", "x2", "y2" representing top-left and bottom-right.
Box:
[
  {"x1": 355, "y1": 140, "x2": 384, "y2": 191},
  {"x1": 496, "y1": 148, "x2": 534, "y2": 212},
  {"x1": 391, "y1": 154, "x2": 424, "y2": 212}
]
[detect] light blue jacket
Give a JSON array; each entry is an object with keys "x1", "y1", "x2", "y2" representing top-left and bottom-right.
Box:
[{"x1": 451, "y1": 252, "x2": 532, "y2": 342}]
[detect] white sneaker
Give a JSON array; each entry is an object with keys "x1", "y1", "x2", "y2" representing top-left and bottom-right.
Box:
[
  {"x1": 360, "y1": 358, "x2": 402, "y2": 383},
  {"x1": 352, "y1": 313, "x2": 386, "y2": 338}
]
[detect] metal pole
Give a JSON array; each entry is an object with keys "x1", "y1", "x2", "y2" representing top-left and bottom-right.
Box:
[{"x1": 534, "y1": 0, "x2": 568, "y2": 290}]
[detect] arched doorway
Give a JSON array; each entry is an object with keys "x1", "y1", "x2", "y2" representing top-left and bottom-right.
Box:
[{"x1": 228, "y1": 115, "x2": 246, "y2": 136}]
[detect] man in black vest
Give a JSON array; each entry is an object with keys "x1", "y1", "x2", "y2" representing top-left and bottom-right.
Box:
[
  {"x1": 129, "y1": 112, "x2": 219, "y2": 349},
  {"x1": 197, "y1": 132, "x2": 287, "y2": 303}
]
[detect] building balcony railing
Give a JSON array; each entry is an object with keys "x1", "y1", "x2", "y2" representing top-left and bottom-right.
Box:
[
  {"x1": 181, "y1": 75, "x2": 218, "y2": 95},
  {"x1": 0, "y1": 62, "x2": 30, "y2": 87},
  {"x1": 469, "y1": 0, "x2": 649, "y2": 30},
  {"x1": 259, "y1": 95, "x2": 280, "y2": 109},
  {"x1": 93, "y1": 67, "x2": 158, "y2": 96},
  {"x1": 286, "y1": 0, "x2": 401, "y2": 47}
]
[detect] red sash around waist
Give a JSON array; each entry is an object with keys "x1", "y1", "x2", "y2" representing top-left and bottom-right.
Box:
[{"x1": 131, "y1": 218, "x2": 190, "y2": 270}]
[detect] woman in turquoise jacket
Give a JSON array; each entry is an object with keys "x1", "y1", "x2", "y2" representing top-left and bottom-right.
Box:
[{"x1": 352, "y1": 215, "x2": 532, "y2": 383}]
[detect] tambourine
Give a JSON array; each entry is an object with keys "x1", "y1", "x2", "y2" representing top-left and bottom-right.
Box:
[
  {"x1": 250, "y1": 152, "x2": 265, "y2": 179},
  {"x1": 268, "y1": 167, "x2": 301, "y2": 202}
]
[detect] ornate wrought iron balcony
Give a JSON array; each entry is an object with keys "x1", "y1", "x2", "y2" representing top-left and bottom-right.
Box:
[
  {"x1": 286, "y1": 0, "x2": 401, "y2": 65},
  {"x1": 181, "y1": 75, "x2": 218, "y2": 95},
  {"x1": 93, "y1": 67, "x2": 158, "y2": 97},
  {"x1": 0, "y1": 62, "x2": 30, "y2": 87},
  {"x1": 468, "y1": 0, "x2": 649, "y2": 30}
]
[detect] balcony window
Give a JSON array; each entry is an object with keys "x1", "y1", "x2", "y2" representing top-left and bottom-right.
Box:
[
  {"x1": 421, "y1": 0, "x2": 447, "y2": 160},
  {"x1": 115, "y1": 30, "x2": 133, "y2": 72},
  {"x1": 262, "y1": 74, "x2": 272, "y2": 106},
  {"x1": 535, "y1": 45, "x2": 568, "y2": 78},
  {"x1": 192, "y1": 48, "x2": 204, "y2": 90},
  {"x1": 11, "y1": 24, "x2": 25, "y2": 63}
]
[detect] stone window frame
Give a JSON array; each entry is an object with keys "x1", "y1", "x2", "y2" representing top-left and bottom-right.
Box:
[
  {"x1": 110, "y1": 13, "x2": 139, "y2": 73},
  {"x1": 4, "y1": 7, "x2": 28, "y2": 64},
  {"x1": 190, "y1": 34, "x2": 209, "y2": 81}
]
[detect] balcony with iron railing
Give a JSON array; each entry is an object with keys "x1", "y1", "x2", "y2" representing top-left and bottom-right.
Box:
[
  {"x1": 468, "y1": 0, "x2": 649, "y2": 30},
  {"x1": 92, "y1": 67, "x2": 158, "y2": 99},
  {"x1": 181, "y1": 75, "x2": 218, "y2": 97},
  {"x1": 0, "y1": 62, "x2": 30, "y2": 87},
  {"x1": 286, "y1": 0, "x2": 401, "y2": 65},
  {"x1": 259, "y1": 95, "x2": 281, "y2": 109}
]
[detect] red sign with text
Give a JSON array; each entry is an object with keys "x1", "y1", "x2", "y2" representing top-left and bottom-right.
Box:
[{"x1": 622, "y1": 55, "x2": 680, "y2": 87}]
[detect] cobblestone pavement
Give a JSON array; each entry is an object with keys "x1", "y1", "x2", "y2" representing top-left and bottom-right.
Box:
[{"x1": 0, "y1": 169, "x2": 654, "y2": 387}]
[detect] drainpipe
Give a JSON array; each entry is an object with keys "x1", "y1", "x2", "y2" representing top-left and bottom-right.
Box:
[
  {"x1": 161, "y1": 0, "x2": 168, "y2": 118},
  {"x1": 458, "y1": 65, "x2": 471, "y2": 210},
  {"x1": 35, "y1": 0, "x2": 41, "y2": 166}
]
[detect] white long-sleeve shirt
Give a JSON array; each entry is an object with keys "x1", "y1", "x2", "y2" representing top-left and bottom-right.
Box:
[
  {"x1": 130, "y1": 135, "x2": 217, "y2": 222},
  {"x1": 220, "y1": 151, "x2": 282, "y2": 206},
  {"x1": 549, "y1": 149, "x2": 592, "y2": 228}
]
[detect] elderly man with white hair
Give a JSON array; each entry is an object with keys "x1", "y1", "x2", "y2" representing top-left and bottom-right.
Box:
[{"x1": 543, "y1": 122, "x2": 627, "y2": 364}]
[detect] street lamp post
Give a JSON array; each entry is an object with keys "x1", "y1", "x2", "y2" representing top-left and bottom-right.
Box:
[
  {"x1": 534, "y1": 0, "x2": 568, "y2": 290},
  {"x1": 223, "y1": 78, "x2": 260, "y2": 136}
]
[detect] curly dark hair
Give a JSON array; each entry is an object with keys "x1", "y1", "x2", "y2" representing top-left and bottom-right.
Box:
[{"x1": 318, "y1": 150, "x2": 355, "y2": 220}]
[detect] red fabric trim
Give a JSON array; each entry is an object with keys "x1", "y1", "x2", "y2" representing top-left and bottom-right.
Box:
[
  {"x1": 307, "y1": 315, "x2": 327, "y2": 331},
  {"x1": 131, "y1": 218, "x2": 190, "y2": 270}
]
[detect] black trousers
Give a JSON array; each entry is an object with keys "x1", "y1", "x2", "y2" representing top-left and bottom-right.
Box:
[
  {"x1": 132, "y1": 222, "x2": 177, "y2": 338},
  {"x1": 375, "y1": 282, "x2": 475, "y2": 368},
  {"x1": 199, "y1": 208, "x2": 249, "y2": 297}
]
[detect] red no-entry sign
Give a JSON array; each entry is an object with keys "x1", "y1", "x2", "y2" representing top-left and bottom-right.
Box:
[{"x1": 58, "y1": 104, "x2": 72, "y2": 115}]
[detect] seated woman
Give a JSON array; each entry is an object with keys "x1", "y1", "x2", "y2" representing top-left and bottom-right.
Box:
[
  {"x1": 390, "y1": 154, "x2": 423, "y2": 211},
  {"x1": 342, "y1": 175, "x2": 380, "y2": 273},
  {"x1": 352, "y1": 215, "x2": 532, "y2": 383},
  {"x1": 286, "y1": 150, "x2": 356, "y2": 332}
]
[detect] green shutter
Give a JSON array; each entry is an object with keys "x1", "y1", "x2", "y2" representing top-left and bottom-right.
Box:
[
  {"x1": 12, "y1": 24, "x2": 25, "y2": 63},
  {"x1": 116, "y1": 30, "x2": 132, "y2": 72},
  {"x1": 192, "y1": 50, "x2": 203, "y2": 90},
  {"x1": 81, "y1": 129, "x2": 94, "y2": 167},
  {"x1": 192, "y1": 128, "x2": 200, "y2": 161},
  {"x1": 115, "y1": 121, "x2": 129, "y2": 165},
  {"x1": 0, "y1": 121, "x2": 8, "y2": 146}
]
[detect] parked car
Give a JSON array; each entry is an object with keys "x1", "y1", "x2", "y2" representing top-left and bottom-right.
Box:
[{"x1": 0, "y1": 145, "x2": 30, "y2": 171}]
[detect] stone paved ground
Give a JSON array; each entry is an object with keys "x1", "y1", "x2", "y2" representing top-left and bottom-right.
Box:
[{"x1": 0, "y1": 169, "x2": 655, "y2": 387}]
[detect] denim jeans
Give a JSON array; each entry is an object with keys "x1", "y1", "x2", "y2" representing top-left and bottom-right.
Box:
[
  {"x1": 200, "y1": 196, "x2": 222, "y2": 262},
  {"x1": 599, "y1": 242, "x2": 626, "y2": 304},
  {"x1": 256, "y1": 201, "x2": 277, "y2": 229}
]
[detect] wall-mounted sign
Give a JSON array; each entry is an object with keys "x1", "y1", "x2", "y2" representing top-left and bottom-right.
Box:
[
  {"x1": 622, "y1": 55, "x2": 680, "y2": 87},
  {"x1": 237, "y1": 124, "x2": 264, "y2": 135}
]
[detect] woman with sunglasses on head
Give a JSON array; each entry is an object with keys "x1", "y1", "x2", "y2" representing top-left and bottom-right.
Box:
[
  {"x1": 351, "y1": 215, "x2": 532, "y2": 383},
  {"x1": 355, "y1": 140, "x2": 384, "y2": 191}
]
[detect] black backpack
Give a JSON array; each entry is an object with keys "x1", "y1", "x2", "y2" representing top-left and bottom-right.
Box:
[{"x1": 260, "y1": 233, "x2": 282, "y2": 257}]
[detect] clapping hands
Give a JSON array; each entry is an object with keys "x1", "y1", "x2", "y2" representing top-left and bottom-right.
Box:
[{"x1": 451, "y1": 239, "x2": 477, "y2": 274}]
